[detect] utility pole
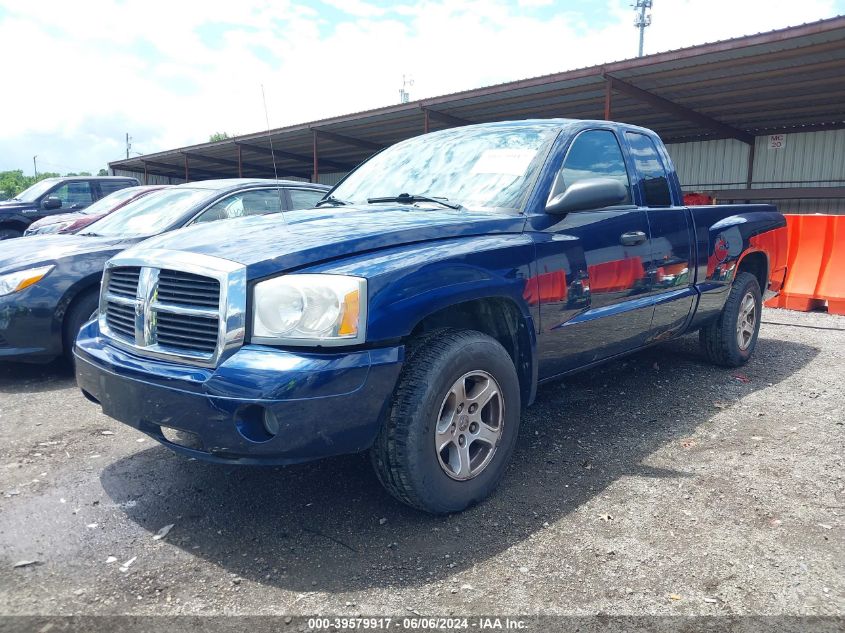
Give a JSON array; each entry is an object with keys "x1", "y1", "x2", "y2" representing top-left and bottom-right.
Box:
[
  {"x1": 125, "y1": 133, "x2": 132, "y2": 160},
  {"x1": 33, "y1": 155, "x2": 38, "y2": 178},
  {"x1": 633, "y1": 0, "x2": 652, "y2": 57}
]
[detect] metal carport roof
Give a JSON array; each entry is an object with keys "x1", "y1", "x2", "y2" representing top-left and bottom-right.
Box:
[{"x1": 110, "y1": 15, "x2": 845, "y2": 184}]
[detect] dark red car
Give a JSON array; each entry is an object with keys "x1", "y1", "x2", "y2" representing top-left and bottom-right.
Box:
[{"x1": 23, "y1": 185, "x2": 169, "y2": 236}]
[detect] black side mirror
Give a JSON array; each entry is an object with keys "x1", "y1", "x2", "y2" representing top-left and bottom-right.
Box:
[
  {"x1": 545, "y1": 178, "x2": 628, "y2": 215},
  {"x1": 42, "y1": 196, "x2": 62, "y2": 210}
]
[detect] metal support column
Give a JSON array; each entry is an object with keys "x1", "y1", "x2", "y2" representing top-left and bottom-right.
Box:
[
  {"x1": 745, "y1": 141, "x2": 756, "y2": 189},
  {"x1": 237, "y1": 145, "x2": 243, "y2": 178},
  {"x1": 604, "y1": 81, "x2": 613, "y2": 120},
  {"x1": 424, "y1": 109, "x2": 430, "y2": 134},
  {"x1": 312, "y1": 131, "x2": 319, "y2": 183},
  {"x1": 184, "y1": 154, "x2": 189, "y2": 182}
]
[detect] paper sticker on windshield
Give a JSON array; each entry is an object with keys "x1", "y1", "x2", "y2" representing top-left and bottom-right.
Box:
[{"x1": 470, "y1": 149, "x2": 536, "y2": 177}]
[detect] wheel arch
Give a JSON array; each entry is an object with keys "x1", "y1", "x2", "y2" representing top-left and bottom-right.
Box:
[{"x1": 408, "y1": 296, "x2": 537, "y2": 407}]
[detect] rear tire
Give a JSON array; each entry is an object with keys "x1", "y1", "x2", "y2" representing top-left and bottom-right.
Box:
[
  {"x1": 0, "y1": 228, "x2": 22, "y2": 240},
  {"x1": 699, "y1": 272, "x2": 762, "y2": 367},
  {"x1": 63, "y1": 290, "x2": 100, "y2": 365},
  {"x1": 371, "y1": 329, "x2": 521, "y2": 514}
]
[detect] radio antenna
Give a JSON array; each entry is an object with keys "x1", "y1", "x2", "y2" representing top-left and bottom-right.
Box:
[{"x1": 261, "y1": 83, "x2": 287, "y2": 225}]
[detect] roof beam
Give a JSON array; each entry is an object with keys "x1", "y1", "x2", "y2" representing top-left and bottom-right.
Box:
[
  {"x1": 604, "y1": 74, "x2": 754, "y2": 145},
  {"x1": 181, "y1": 150, "x2": 310, "y2": 179},
  {"x1": 142, "y1": 159, "x2": 228, "y2": 180},
  {"x1": 310, "y1": 128, "x2": 383, "y2": 151},
  {"x1": 235, "y1": 141, "x2": 354, "y2": 172},
  {"x1": 421, "y1": 106, "x2": 472, "y2": 127},
  {"x1": 182, "y1": 151, "x2": 263, "y2": 175}
]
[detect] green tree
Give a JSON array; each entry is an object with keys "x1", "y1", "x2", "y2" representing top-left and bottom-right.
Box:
[
  {"x1": 0, "y1": 170, "x2": 59, "y2": 200},
  {"x1": 97, "y1": 168, "x2": 109, "y2": 176},
  {"x1": 209, "y1": 132, "x2": 230, "y2": 142}
]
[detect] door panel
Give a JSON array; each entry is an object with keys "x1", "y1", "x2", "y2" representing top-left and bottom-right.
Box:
[
  {"x1": 531, "y1": 128, "x2": 657, "y2": 379},
  {"x1": 624, "y1": 131, "x2": 695, "y2": 341},
  {"x1": 645, "y1": 208, "x2": 695, "y2": 340},
  {"x1": 534, "y1": 208, "x2": 653, "y2": 378}
]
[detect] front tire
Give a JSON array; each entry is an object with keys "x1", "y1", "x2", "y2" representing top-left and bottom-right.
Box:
[
  {"x1": 371, "y1": 329, "x2": 521, "y2": 514},
  {"x1": 699, "y1": 272, "x2": 762, "y2": 367}
]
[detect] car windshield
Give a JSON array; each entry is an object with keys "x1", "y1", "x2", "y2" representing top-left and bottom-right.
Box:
[
  {"x1": 14, "y1": 179, "x2": 60, "y2": 202},
  {"x1": 83, "y1": 188, "x2": 210, "y2": 237},
  {"x1": 79, "y1": 187, "x2": 149, "y2": 216},
  {"x1": 330, "y1": 124, "x2": 559, "y2": 212}
]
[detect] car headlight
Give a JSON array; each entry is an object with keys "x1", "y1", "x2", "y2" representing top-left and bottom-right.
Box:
[
  {"x1": 36, "y1": 222, "x2": 65, "y2": 234},
  {"x1": 251, "y1": 274, "x2": 366, "y2": 346},
  {"x1": 0, "y1": 265, "x2": 55, "y2": 296}
]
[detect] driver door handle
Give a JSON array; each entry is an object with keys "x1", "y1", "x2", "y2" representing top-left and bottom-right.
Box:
[{"x1": 620, "y1": 231, "x2": 647, "y2": 246}]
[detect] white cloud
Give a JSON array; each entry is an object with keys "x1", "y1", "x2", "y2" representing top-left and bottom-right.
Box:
[{"x1": 0, "y1": 0, "x2": 839, "y2": 172}]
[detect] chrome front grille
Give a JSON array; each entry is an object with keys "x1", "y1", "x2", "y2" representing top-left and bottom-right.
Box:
[
  {"x1": 105, "y1": 300, "x2": 136, "y2": 341},
  {"x1": 107, "y1": 267, "x2": 141, "y2": 300},
  {"x1": 157, "y1": 270, "x2": 220, "y2": 308},
  {"x1": 155, "y1": 312, "x2": 219, "y2": 353},
  {"x1": 99, "y1": 250, "x2": 247, "y2": 368}
]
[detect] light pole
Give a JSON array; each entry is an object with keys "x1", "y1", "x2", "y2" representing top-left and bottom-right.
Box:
[{"x1": 33, "y1": 155, "x2": 38, "y2": 178}]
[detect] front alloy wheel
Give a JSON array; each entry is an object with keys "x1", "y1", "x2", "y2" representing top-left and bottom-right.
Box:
[
  {"x1": 436, "y1": 370, "x2": 503, "y2": 481},
  {"x1": 371, "y1": 329, "x2": 521, "y2": 514}
]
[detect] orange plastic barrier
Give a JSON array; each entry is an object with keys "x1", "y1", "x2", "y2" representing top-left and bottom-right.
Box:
[
  {"x1": 815, "y1": 215, "x2": 845, "y2": 315},
  {"x1": 765, "y1": 214, "x2": 844, "y2": 314}
]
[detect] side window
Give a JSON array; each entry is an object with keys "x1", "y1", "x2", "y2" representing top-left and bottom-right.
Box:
[
  {"x1": 288, "y1": 189, "x2": 325, "y2": 210},
  {"x1": 51, "y1": 182, "x2": 94, "y2": 207},
  {"x1": 625, "y1": 132, "x2": 672, "y2": 207},
  {"x1": 99, "y1": 180, "x2": 132, "y2": 197},
  {"x1": 193, "y1": 189, "x2": 283, "y2": 224},
  {"x1": 551, "y1": 130, "x2": 631, "y2": 203}
]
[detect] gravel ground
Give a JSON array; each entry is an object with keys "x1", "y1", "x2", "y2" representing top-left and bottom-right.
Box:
[{"x1": 0, "y1": 308, "x2": 842, "y2": 622}]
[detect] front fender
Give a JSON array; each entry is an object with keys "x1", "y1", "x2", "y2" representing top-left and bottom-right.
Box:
[{"x1": 306, "y1": 233, "x2": 537, "y2": 340}]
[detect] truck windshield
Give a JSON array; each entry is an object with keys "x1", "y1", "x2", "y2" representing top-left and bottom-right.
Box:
[
  {"x1": 14, "y1": 178, "x2": 60, "y2": 202},
  {"x1": 83, "y1": 188, "x2": 210, "y2": 238},
  {"x1": 331, "y1": 125, "x2": 558, "y2": 212}
]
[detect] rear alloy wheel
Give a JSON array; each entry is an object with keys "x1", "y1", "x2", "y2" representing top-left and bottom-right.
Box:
[{"x1": 371, "y1": 329, "x2": 521, "y2": 514}]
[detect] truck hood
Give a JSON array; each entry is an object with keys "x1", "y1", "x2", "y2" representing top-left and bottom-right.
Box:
[
  {"x1": 0, "y1": 234, "x2": 136, "y2": 272},
  {"x1": 132, "y1": 205, "x2": 527, "y2": 278}
]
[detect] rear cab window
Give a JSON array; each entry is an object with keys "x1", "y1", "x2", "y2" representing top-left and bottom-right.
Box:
[{"x1": 625, "y1": 132, "x2": 673, "y2": 207}]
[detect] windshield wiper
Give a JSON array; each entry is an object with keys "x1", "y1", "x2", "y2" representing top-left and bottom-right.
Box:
[
  {"x1": 367, "y1": 193, "x2": 462, "y2": 210},
  {"x1": 315, "y1": 195, "x2": 349, "y2": 207}
]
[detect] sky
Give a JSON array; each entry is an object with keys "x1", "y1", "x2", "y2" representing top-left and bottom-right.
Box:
[{"x1": 1, "y1": 0, "x2": 843, "y2": 174}]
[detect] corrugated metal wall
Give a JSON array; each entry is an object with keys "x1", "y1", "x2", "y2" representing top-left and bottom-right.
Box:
[
  {"x1": 110, "y1": 169, "x2": 345, "y2": 187},
  {"x1": 667, "y1": 130, "x2": 845, "y2": 214}
]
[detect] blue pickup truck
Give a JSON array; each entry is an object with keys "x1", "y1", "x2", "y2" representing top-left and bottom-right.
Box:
[{"x1": 75, "y1": 119, "x2": 786, "y2": 514}]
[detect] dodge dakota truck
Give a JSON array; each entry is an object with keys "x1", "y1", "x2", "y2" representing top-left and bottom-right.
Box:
[{"x1": 75, "y1": 119, "x2": 786, "y2": 514}]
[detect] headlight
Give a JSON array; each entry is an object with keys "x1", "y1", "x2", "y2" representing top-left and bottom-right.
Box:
[
  {"x1": 251, "y1": 274, "x2": 366, "y2": 346},
  {"x1": 36, "y1": 222, "x2": 65, "y2": 235},
  {"x1": 0, "y1": 265, "x2": 55, "y2": 296}
]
